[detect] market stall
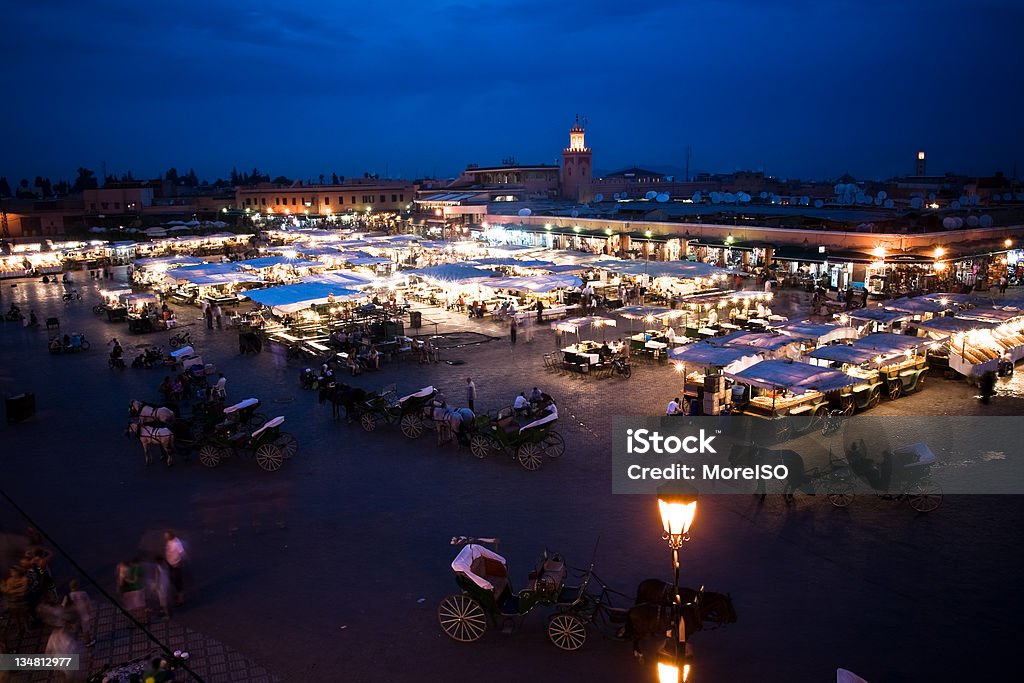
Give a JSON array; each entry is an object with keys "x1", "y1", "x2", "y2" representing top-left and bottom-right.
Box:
[
  {"x1": 669, "y1": 343, "x2": 762, "y2": 413},
  {"x1": 120, "y1": 293, "x2": 163, "y2": 334},
  {"x1": 948, "y1": 318, "x2": 1024, "y2": 376}
]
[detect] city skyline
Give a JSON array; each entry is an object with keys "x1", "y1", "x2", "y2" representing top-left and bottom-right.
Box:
[{"x1": 5, "y1": 0, "x2": 1023, "y2": 184}]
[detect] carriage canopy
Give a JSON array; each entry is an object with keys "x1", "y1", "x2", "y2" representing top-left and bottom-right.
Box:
[{"x1": 451, "y1": 544, "x2": 508, "y2": 591}]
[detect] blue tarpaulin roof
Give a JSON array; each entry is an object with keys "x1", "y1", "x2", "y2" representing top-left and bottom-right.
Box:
[
  {"x1": 775, "y1": 322, "x2": 859, "y2": 343},
  {"x1": 806, "y1": 345, "x2": 894, "y2": 366},
  {"x1": 914, "y1": 317, "x2": 995, "y2": 334},
  {"x1": 711, "y1": 332, "x2": 801, "y2": 351},
  {"x1": 883, "y1": 297, "x2": 949, "y2": 314},
  {"x1": 406, "y1": 264, "x2": 497, "y2": 282},
  {"x1": 846, "y1": 307, "x2": 909, "y2": 323},
  {"x1": 727, "y1": 359, "x2": 860, "y2": 393},
  {"x1": 668, "y1": 343, "x2": 762, "y2": 369},
  {"x1": 854, "y1": 333, "x2": 932, "y2": 352},
  {"x1": 598, "y1": 259, "x2": 727, "y2": 279},
  {"x1": 238, "y1": 256, "x2": 320, "y2": 270},
  {"x1": 485, "y1": 274, "x2": 582, "y2": 292},
  {"x1": 244, "y1": 283, "x2": 363, "y2": 313}
]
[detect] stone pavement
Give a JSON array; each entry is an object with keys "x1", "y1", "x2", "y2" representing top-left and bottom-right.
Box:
[{"x1": 1, "y1": 599, "x2": 277, "y2": 682}]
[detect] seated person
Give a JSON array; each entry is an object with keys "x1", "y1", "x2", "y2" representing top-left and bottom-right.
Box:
[
  {"x1": 528, "y1": 387, "x2": 543, "y2": 403},
  {"x1": 598, "y1": 342, "x2": 612, "y2": 359},
  {"x1": 513, "y1": 392, "x2": 529, "y2": 414},
  {"x1": 366, "y1": 346, "x2": 381, "y2": 370}
]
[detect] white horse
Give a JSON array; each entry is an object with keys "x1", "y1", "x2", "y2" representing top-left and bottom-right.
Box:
[
  {"x1": 126, "y1": 421, "x2": 175, "y2": 466},
  {"x1": 129, "y1": 399, "x2": 175, "y2": 425}
]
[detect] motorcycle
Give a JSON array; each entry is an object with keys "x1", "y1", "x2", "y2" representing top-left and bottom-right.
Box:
[
  {"x1": 610, "y1": 355, "x2": 632, "y2": 379},
  {"x1": 62, "y1": 289, "x2": 82, "y2": 302},
  {"x1": 168, "y1": 330, "x2": 193, "y2": 349},
  {"x1": 4, "y1": 309, "x2": 23, "y2": 322},
  {"x1": 109, "y1": 339, "x2": 125, "y2": 369},
  {"x1": 821, "y1": 409, "x2": 846, "y2": 437}
]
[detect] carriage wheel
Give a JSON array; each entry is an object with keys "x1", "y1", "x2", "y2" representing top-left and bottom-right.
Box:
[
  {"x1": 547, "y1": 613, "x2": 587, "y2": 651},
  {"x1": 255, "y1": 443, "x2": 284, "y2": 471},
  {"x1": 907, "y1": 480, "x2": 942, "y2": 513},
  {"x1": 275, "y1": 432, "x2": 298, "y2": 459},
  {"x1": 914, "y1": 374, "x2": 925, "y2": 392},
  {"x1": 867, "y1": 388, "x2": 881, "y2": 409},
  {"x1": 360, "y1": 413, "x2": 377, "y2": 432},
  {"x1": 826, "y1": 481, "x2": 854, "y2": 508},
  {"x1": 469, "y1": 434, "x2": 491, "y2": 459},
  {"x1": 807, "y1": 406, "x2": 828, "y2": 433},
  {"x1": 887, "y1": 382, "x2": 902, "y2": 400},
  {"x1": 437, "y1": 594, "x2": 487, "y2": 643},
  {"x1": 400, "y1": 413, "x2": 425, "y2": 439},
  {"x1": 92, "y1": 305, "x2": 105, "y2": 315},
  {"x1": 517, "y1": 442, "x2": 544, "y2": 471},
  {"x1": 198, "y1": 445, "x2": 224, "y2": 468},
  {"x1": 841, "y1": 399, "x2": 855, "y2": 416},
  {"x1": 774, "y1": 421, "x2": 793, "y2": 443},
  {"x1": 542, "y1": 431, "x2": 565, "y2": 459}
]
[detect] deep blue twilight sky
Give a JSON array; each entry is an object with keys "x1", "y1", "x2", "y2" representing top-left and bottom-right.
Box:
[{"x1": 3, "y1": 0, "x2": 1023, "y2": 184}]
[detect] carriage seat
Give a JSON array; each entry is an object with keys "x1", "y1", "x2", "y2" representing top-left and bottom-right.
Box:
[
  {"x1": 399, "y1": 386, "x2": 436, "y2": 404},
  {"x1": 497, "y1": 417, "x2": 521, "y2": 436},
  {"x1": 224, "y1": 398, "x2": 259, "y2": 414},
  {"x1": 251, "y1": 416, "x2": 285, "y2": 439},
  {"x1": 470, "y1": 556, "x2": 510, "y2": 600}
]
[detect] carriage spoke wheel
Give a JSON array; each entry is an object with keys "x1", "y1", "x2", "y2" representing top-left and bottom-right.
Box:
[
  {"x1": 887, "y1": 382, "x2": 902, "y2": 400},
  {"x1": 438, "y1": 594, "x2": 487, "y2": 643},
  {"x1": 360, "y1": 413, "x2": 377, "y2": 432},
  {"x1": 808, "y1": 406, "x2": 827, "y2": 433},
  {"x1": 867, "y1": 389, "x2": 880, "y2": 409},
  {"x1": 400, "y1": 413, "x2": 425, "y2": 439},
  {"x1": 469, "y1": 434, "x2": 491, "y2": 459},
  {"x1": 198, "y1": 445, "x2": 224, "y2": 468},
  {"x1": 841, "y1": 400, "x2": 855, "y2": 416},
  {"x1": 915, "y1": 374, "x2": 925, "y2": 391},
  {"x1": 517, "y1": 442, "x2": 544, "y2": 471},
  {"x1": 547, "y1": 613, "x2": 587, "y2": 651},
  {"x1": 907, "y1": 481, "x2": 942, "y2": 513},
  {"x1": 542, "y1": 431, "x2": 565, "y2": 459},
  {"x1": 275, "y1": 433, "x2": 298, "y2": 459},
  {"x1": 826, "y1": 482, "x2": 854, "y2": 508},
  {"x1": 255, "y1": 443, "x2": 284, "y2": 471}
]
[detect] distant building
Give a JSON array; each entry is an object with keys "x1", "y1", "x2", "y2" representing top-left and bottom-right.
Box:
[
  {"x1": 235, "y1": 180, "x2": 416, "y2": 216},
  {"x1": 916, "y1": 151, "x2": 927, "y2": 177}
]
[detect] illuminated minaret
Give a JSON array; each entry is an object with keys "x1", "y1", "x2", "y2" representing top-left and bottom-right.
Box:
[
  {"x1": 560, "y1": 116, "x2": 593, "y2": 202},
  {"x1": 916, "y1": 151, "x2": 927, "y2": 176}
]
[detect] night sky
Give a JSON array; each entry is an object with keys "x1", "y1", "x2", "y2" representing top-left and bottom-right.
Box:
[{"x1": 4, "y1": 0, "x2": 1023, "y2": 184}]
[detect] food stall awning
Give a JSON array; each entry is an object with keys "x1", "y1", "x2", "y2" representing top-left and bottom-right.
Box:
[
  {"x1": 775, "y1": 322, "x2": 859, "y2": 344},
  {"x1": 485, "y1": 274, "x2": 582, "y2": 293},
  {"x1": 470, "y1": 257, "x2": 554, "y2": 268},
  {"x1": 914, "y1": 317, "x2": 997, "y2": 334},
  {"x1": 120, "y1": 293, "x2": 158, "y2": 305},
  {"x1": 541, "y1": 264, "x2": 589, "y2": 274},
  {"x1": 164, "y1": 262, "x2": 243, "y2": 281},
  {"x1": 882, "y1": 297, "x2": 949, "y2": 315},
  {"x1": 618, "y1": 305, "x2": 681, "y2": 321},
  {"x1": 845, "y1": 307, "x2": 910, "y2": 324},
  {"x1": 405, "y1": 264, "x2": 498, "y2": 282},
  {"x1": 244, "y1": 283, "x2": 363, "y2": 313},
  {"x1": 727, "y1": 359, "x2": 860, "y2": 393},
  {"x1": 956, "y1": 307, "x2": 1024, "y2": 324},
  {"x1": 183, "y1": 272, "x2": 264, "y2": 286},
  {"x1": 552, "y1": 316, "x2": 617, "y2": 333},
  {"x1": 669, "y1": 343, "x2": 762, "y2": 372},
  {"x1": 237, "y1": 256, "x2": 320, "y2": 270},
  {"x1": 711, "y1": 332, "x2": 801, "y2": 351},
  {"x1": 854, "y1": 332, "x2": 937, "y2": 352},
  {"x1": 806, "y1": 344, "x2": 898, "y2": 366},
  {"x1": 597, "y1": 259, "x2": 728, "y2": 279},
  {"x1": 919, "y1": 292, "x2": 989, "y2": 306},
  {"x1": 132, "y1": 256, "x2": 205, "y2": 270},
  {"x1": 304, "y1": 271, "x2": 376, "y2": 288}
]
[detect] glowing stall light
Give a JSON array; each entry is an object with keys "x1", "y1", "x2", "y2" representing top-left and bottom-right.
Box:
[
  {"x1": 282, "y1": 249, "x2": 298, "y2": 259},
  {"x1": 872, "y1": 246, "x2": 887, "y2": 259},
  {"x1": 934, "y1": 246, "x2": 945, "y2": 258},
  {"x1": 1005, "y1": 239, "x2": 1013, "y2": 248},
  {"x1": 934, "y1": 261, "x2": 947, "y2": 272}
]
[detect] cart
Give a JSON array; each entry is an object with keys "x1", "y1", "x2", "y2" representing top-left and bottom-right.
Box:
[{"x1": 467, "y1": 403, "x2": 565, "y2": 470}]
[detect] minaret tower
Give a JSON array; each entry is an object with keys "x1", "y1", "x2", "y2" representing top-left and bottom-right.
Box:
[
  {"x1": 915, "y1": 151, "x2": 927, "y2": 176},
  {"x1": 561, "y1": 115, "x2": 593, "y2": 202}
]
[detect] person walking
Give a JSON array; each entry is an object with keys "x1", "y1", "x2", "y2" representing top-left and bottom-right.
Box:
[
  {"x1": 535, "y1": 299, "x2": 544, "y2": 322},
  {"x1": 204, "y1": 303, "x2": 213, "y2": 330},
  {"x1": 118, "y1": 558, "x2": 146, "y2": 621},
  {"x1": 164, "y1": 531, "x2": 186, "y2": 606},
  {"x1": 999, "y1": 275, "x2": 1008, "y2": 295},
  {"x1": 63, "y1": 579, "x2": 96, "y2": 647},
  {"x1": 214, "y1": 304, "x2": 223, "y2": 329},
  {"x1": 466, "y1": 377, "x2": 477, "y2": 412},
  {"x1": 510, "y1": 317, "x2": 518, "y2": 344}
]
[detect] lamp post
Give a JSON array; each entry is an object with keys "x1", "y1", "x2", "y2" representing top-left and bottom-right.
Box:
[{"x1": 656, "y1": 483, "x2": 698, "y2": 683}]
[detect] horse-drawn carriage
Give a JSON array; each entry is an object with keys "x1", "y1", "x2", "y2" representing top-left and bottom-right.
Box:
[
  {"x1": 438, "y1": 539, "x2": 599, "y2": 651},
  {"x1": 467, "y1": 402, "x2": 565, "y2": 470},
  {"x1": 356, "y1": 384, "x2": 442, "y2": 437},
  {"x1": 821, "y1": 439, "x2": 942, "y2": 512},
  {"x1": 179, "y1": 398, "x2": 297, "y2": 471}
]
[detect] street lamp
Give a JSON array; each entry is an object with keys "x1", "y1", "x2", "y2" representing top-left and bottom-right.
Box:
[{"x1": 656, "y1": 483, "x2": 698, "y2": 682}]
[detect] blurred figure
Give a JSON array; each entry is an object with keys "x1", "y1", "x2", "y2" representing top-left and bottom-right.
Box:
[
  {"x1": 62, "y1": 579, "x2": 95, "y2": 647},
  {"x1": 164, "y1": 532, "x2": 186, "y2": 606}
]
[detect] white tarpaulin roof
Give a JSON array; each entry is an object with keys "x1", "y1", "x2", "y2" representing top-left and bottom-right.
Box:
[
  {"x1": 711, "y1": 332, "x2": 802, "y2": 351},
  {"x1": 132, "y1": 256, "x2": 205, "y2": 270},
  {"x1": 727, "y1": 359, "x2": 860, "y2": 393},
  {"x1": 237, "y1": 256, "x2": 320, "y2": 270},
  {"x1": 914, "y1": 317, "x2": 995, "y2": 334},
  {"x1": 883, "y1": 297, "x2": 950, "y2": 314},
  {"x1": 845, "y1": 308, "x2": 909, "y2": 324},
  {"x1": 956, "y1": 307, "x2": 1024, "y2": 324},
  {"x1": 807, "y1": 344, "x2": 898, "y2": 366},
  {"x1": 485, "y1": 274, "x2": 582, "y2": 293},
  {"x1": 451, "y1": 544, "x2": 507, "y2": 591},
  {"x1": 552, "y1": 316, "x2": 617, "y2": 333},
  {"x1": 244, "y1": 283, "x2": 363, "y2": 313}
]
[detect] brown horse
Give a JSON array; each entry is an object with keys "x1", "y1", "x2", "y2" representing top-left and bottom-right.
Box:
[
  {"x1": 318, "y1": 383, "x2": 368, "y2": 421},
  {"x1": 634, "y1": 579, "x2": 738, "y2": 627}
]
